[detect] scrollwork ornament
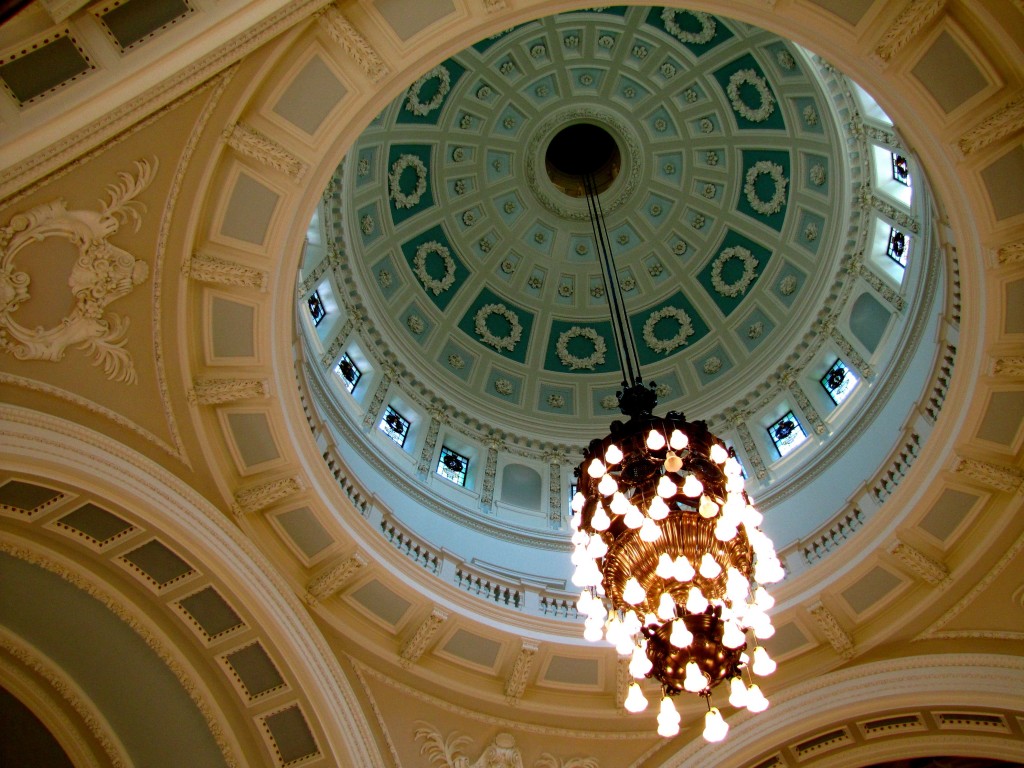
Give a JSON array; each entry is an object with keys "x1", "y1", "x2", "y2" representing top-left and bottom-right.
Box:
[
  {"x1": 661, "y1": 9, "x2": 716, "y2": 44},
  {"x1": 389, "y1": 154, "x2": 428, "y2": 209},
  {"x1": 744, "y1": 160, "x2": 788, "y2": 215},
  {"x1": 414, "y1": 241, "x2": 456, "y2": 295},
  {"x1": 405, "y1": 65, "x2": 451, "y2": 116},
  {"x1": 474, "y1": 303, "x2": 522, "y2": 352},
  {"x1": 711, "y1": 246, "x2": 759, "y2": 298},
  {"x1": 726, "y1": 69, "x2": 775, "y2": 122},
  {"x1": 556, "y1": 326, "x2": 607, "y2": 370},
  {"x1": 643, "y1": 306, "x2": 695, "y2": 354},
  {"x1": 0, "y1": 159, "x2": 157, "y2": 384}
]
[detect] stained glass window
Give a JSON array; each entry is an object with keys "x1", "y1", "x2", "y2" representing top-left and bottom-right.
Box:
[
  {"x1": 891, "y1": 153, "x2": 910, "y2": 186},
  {"x1": 767, "y1": 411, "x2": 807, "y2": 457},
  {"x1": 379, "y1": 405, "x2": 410, "y2": 447},
  {"x1": 821, "y1": 359, "x2": 857, "y2": 405},
  {"x1": 886, "y1": 227, "x2": 907, "y2": 268},
  {"x1": 336, "y1": 353, "x2": 362, "y2": 393},
  {"x1": 307, "y1": 291, "x2": 326, "y2": 326},
  {"x1": 437, "y1": 446, "x2": 469, "y2": 486}
]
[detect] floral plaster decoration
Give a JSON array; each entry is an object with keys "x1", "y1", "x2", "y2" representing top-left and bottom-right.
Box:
[
  {"x1": 711, "y1": 247, "x2": 759, "y2": 297},
  {"x1": 643, "y1": 306, "x2": 695, "y2": 354},
  {"x1": 779, "y1": 275, "x2": 798, "y2": 295},
  {"x1": 556, "y1": 326, "x2": 606, "y2": 370},
  {"x1": 600, "y1": 395, "x2": 619, "y2": 410},
  {"x1": 494, "y1": 378, "x2": 514, "y2": 396},
  {"x1": 475, "y1": 303, "x2": 522, "y2": 352},
  {"x1": 378, "y1": 269, "x2": 392, "y2": 288},
  {"x1": 747, "y1": 321, "x2": 764, "y2": 339},
  {"x1": 744, "y1": 161, "x2": 788, "y2": 215},
  {"x1": 407, "y1": 315, "x2": 425, "y2": 334},
  {"x1": 803, "y1": 104, "x2": 819, "y2": 126},
  {"x1": 727, "y1": 69, "x2": 775, "y2": 122},
  {"x1": 546, "y1": 394, "x2": 565, "y2": 409},
  {"x1": 360, "y1": 215, "x2": 375, "y2": 235},
  {"x1": 777, "y1": 49, "x2": 796, "y2": 70},
  {"x1": 703, "y1": 356, "x2": 723, "y2": 375},
  {"x1": 414, "y1": 242, "x2": 456, "y2": 295},
  {"x1": 0, "y1": 159, "x2": 156, "y2": 384},
  {"x1": 405, "y1": 65, "x2": 451, "y2": 116},
  {"x1": 661, "y1": 9, "x2": 716, "y2": 44},
  {"x1": 448, "y1": 354, "x2": 465, "y2": 369},
  {"x1": 389, "y1": 154, "x2": 427, "y2": 209},
  {"x1": 655, "y1": 383, "x2": 672, "y2": 399},
  {"x1": 810, "y1": 164, "x2": 827, "y2": 186}
]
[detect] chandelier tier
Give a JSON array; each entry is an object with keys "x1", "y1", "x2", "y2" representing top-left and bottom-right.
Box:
[{"x1": 563, "y1": 128, "x2": 783, "y2": 741}]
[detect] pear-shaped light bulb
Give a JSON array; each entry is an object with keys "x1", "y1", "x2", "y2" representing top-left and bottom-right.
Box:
[
  {"x1": 571, "y1": 529, "x2": 589, "y2": 546},
  {"x1": 616, "y1": 634, "x2": 635, "y2": 656},
  {"x1": 605, "y1": 615, "x2": 624, "y2": 644},
  {"x1": 656, "y1": 591, "x2": 676, "y2": 621},
  {"x1": 572, "y1": 559, "x2": 602, "y2": 588},
  {"x1": 624, "y1": 682, "x2": 648, "y2": 712},
  {"x1": 646, "y1": 429, "x2": 666, "y2": 451},
  {"x1": 722, "y1": 620, "x2": 746, "y2": 649},
  {"x1": 724, "y1": 456, "x2": 743, "y2": 476},
  {"x1": 629, "y1": 642, "x2": 653, "y2": 678},
  {"x1": 623, "y1": 577, "x2": 646, "y2": 605},
  {"x1": 624, "y1": 506, "x2": 644, "y2": 529},
  {"x1": 571, "y1": 543, "x2": 587, "y2": 567},
  {"x1": 715, "y1": 518, "x2": 738, "y2": 542},
  {"x1": 664, "y1": 452, "x2": 683, "y2": 473},
  {"x1": 752, "y1": 646, "x2": 776, "y2": 676},
  {"x1": 604, "y1": 444, "x2": 623, "y2": 465},
  {"x1": 683, "y1": 661, "x2": 708, "y2": 693},
  {"x1": 753, "y1": 586, "x2": 775, "y2": 610},
  {"x1": 656, "y1": 475, "x2": 677, "y2": 498},
  {"x1": 640, "y1": 517, "x2": 662, "y2": 542},
  {"x1": 609, "y1": 492, "x2": 629, "y2": 516},
  {"x1": 598, "y1": 474, "x2": 618, "y2": 496},
  {"x1": 682, "y1": 474, "x2": 704, "y2": 497},
  {"x1": 729, "y1": 677, "x2": 749, "y2": 709},
  {"x1": 586, "y1": 535, "x2": 608, "y2": 559},
  {"x1": 622, "y1": 611, "x2": 642, "y2": 636},
  {"x1": 669, "y1": 619, "x2": 693, "y2": 648},
  {"x1": 703, "y1": 707, "x2": 729, "y2": 742},
  {"x1": 745, "y1": 684, "x2": 769, "y2": 713},
  {"x1": 725, "y1": 568, "x2": 750, "y2": 604},
  {"x1": 669, "y1": 429, "x2": 688, "y2": 450},
  {"x1": 742, "y1": 504, "x2": 764, "y2": 528},
  {"x1": 655, "y1": 553, "x2": 675, "y2": 579},
  {"x1": 648, "y1": 496, "x2": 670, "y2": 520},
  {"x1": 571, "y1": 491, "x2": 586, "y2": 512},
  {"x1": 699, "y1": 553, "x2": 722, "y2": 579},
  {"x1": 699, "y1": 495, "x2": 720, "y2": 518},
  {"x1": 644, "y1": 612, "x2": 659, "y2": 626},
  {"x1": 686, "y1": 586, "x2": 709, "y2": 614},
  {"x1": 583, "y1": 618, "x2": 604, "y2": 642},
  {"x1": 672, "y1": 556, "x2": 696, "y2": 582},
  {"x1": 587, "y1": 458, "x2": 606, "y2": 478},
  {"x1": 657, "y1": 696, "x2": 681, "y2": 737},
  {"x1": 709, "y1": 443, "x2": 729, "y2": 464},
  {"x1": 591, "y1": 506, "x2": 611, "y2": 531},
  {"x1": 570, "y1": 511, "x2": 582, "y2": 530},
  {"x1": 753, "y1": 618, "x2": 775, "y2": 640},
  {"x1": 576, "y1": 590, "x2": 593, "y2": 614}
]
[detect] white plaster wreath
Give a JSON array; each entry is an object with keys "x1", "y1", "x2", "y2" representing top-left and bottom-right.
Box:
[
  {"x1": 556, "y1": 326, "x2": 607, "y2": 370},
  {"x1": 711, "y1": 246, "x2": 759, "y2": 298},
  {"x1": 413, "y1": 241, "x2": 455, "y2": 295},
  {"x1": 727, "y1": 69, "x2": 775, "y2": 123},
  {"x1": 661, "y1": 9, "x2": 716, "y2": 44},
  {"x1": 474, "y1": 303, "x2": 522, "y2": 352},
  {"x1": 389, "y1": 154, "x2": 427, "y2": 209},
  {"x1": 744, "y1": 160, "x2": 788, "y2": 215},
  {"x1": 405, "y1": 65, "x2": 451, "y2": 116},
  {"x1": 643, "y1": 306, "x2": 695, "y2": 354}
]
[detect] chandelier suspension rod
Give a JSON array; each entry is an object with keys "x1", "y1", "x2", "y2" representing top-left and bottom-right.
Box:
[{"x1": 583, "y1": 172, "x2": 644, "y2": 390}]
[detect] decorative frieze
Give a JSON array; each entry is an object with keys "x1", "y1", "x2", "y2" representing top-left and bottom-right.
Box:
[
  {"x1": 729, "y1": 412, "x2": 768, "y2": 480},
  {"x1": 546, "y1": 454, "x2": 563, "y2": 529},
  {"x1": 854, "y1": 259, "x2": 906, "y2": 311},
  {"x1": 825, "y1": 321, "x2": 876, "y2": 379},
  {"x1": 400, "y1": 607, "x2": 448, "y2": 667},
  {"x1": 320, "y1": 311, "x2": 362, "y2": 367},
  {"x1": 888, "y1": 539, "x2": 950, "y2": 586},
  {"x1": 483, "y1": 0, "x2": 508, "y2": 11},
  {"x1": 857, "y1": 185, "x2": 919, "y2": 233},
  {"x1": 480, "y1": 437, "x2": 501, "y2": 510},
  {"x1": 615, "y1": 656, "x2": 631, "y2": 710},
  {"x1": 784, "y1": 371, "x2": 826, "y2": 436},
  {"x1": 188, "y1": 377, "x2": 268, "y2": 405},
  {"x1": 232, "y1": 476, "x2": 302, "y2": 516},
  {"x1": 185, "y1": 251, "x2": 268, "y2": 291},
  {"x1": 305, "y1": 552, "x2": 367, "y2": 603},
  {"x1": 996, "y1": 241, "x2": 1024, "y2": 265},
  {"x1": 994, "y1": 357, "x2": 1024, "y2": 377},
  {"x1": 417, "y1": 407, "x2": 447, "y2": 475},
  {"x1": 504, "y1": 640, "x2": 539, "y2": 705},
  {"x1": 362, "y1": 367, "x2": 394, "y2": 429},
  {"x1": 958, "y1": 97, "x2": 1024, "y2": 156},
  {"x1": 954, "y1": 458, "x2": 1024, "y2": 494},
  {"x1": 223, "y1": 122, "x2": 307, "y2": 181},
  {"x1": 873, "y1": 0, "x2": 946, "y2": 63},
  {"x1": 317, "y1": 5, "x2": 388, "y2": 83},
  {"x1": 809, "y1": 601, "x2": 855, "y2": 659}
]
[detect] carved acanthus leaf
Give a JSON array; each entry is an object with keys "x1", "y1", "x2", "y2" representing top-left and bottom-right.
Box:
[
  {"x1": 232, "y1": 476, "x2": 302, "y2": 516},
  {"x1": 186, "y1": 251, "x2": 268, "y2": 291},
  {"x1": 400, "y1": 608, "x2": 448, "y2": 667},
  {"x1": 223, "y1": 122, "x2": 307, "y2": 181},
  {"x1": 504, "y1": 640, "x2": 539, "y2": 705},
  {"x1": 189, "y1": 377, "x2": 268, "y2": 405},
  {"x1": 997, "y1": 242, "x2": 1024, "y2": 265},
  {"x1": 994, "y1": 357, "x2": 1024, "y2": 377},
  {"x1": 317, "y1": 5, "x2": 388, "y2": 83},
  {"x1": 306, "y1": 552, "x2": 367, "y2": 602},
  {"x1": 958, "y1": 97, "x2": 1024, "y2": 156},
  {"x1": 955, "y1": 458, "x2": 1024, "y2": 493},
  {"x1": 809, "y1": 601, "x2": 855, "y2": 659},
  {"x1": 888, "y1": 539, "x2": 950, "y2": 586},
  {"x1": 873, "y1": 0, "x2": 946, "y2": 63}
]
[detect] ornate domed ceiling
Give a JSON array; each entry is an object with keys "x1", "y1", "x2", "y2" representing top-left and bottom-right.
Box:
[{"x1": 323, "y1": 7, "x2": 856, "y2": 442}]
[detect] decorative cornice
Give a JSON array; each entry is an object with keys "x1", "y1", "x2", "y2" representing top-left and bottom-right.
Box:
[
  {"x1": 993, "y1": 357, "x2": 1024, "y2": 377},
  {"x1": 958, "y1": 97, "x2": 1024, "y2": 156},
  {"x1": 188, "y1": 378, "x2": 269, "y2": 405},
  {"x1": 316, "y1": 5, "x2": 389, "y2": 83},
  {"x1": 954, "y1": 458, "x2": 1024, "y2": 493},
  {"x1": 887, "y1": 539, "x2": 950, "y2": 586},
  {"x1": 223, "y1": 122, "x2": 307, "y2": 181},
  {"x1": 503, "y1": 640, "x2": 539, "y2": 705},
  {"x1": 996, "y1": 241, "x2": 1024, "y2": 265},
  {"x1": 232, "y1": 476, "x2": 303, "y2": 516},
  {"x1": 185, "y1": 251, "x2": 269, "y2": 291},
  {"x1": 400, "y1": 607, "x2": 448, "y2": 667},
  {"x1": 809, "y1": 601, "x2": 855, "y2": 659},
  {"x1": 873, "y1": 0, "x2": 946, "y2": 63},
  {"x1": 305, "y1": 552, "x2": 368, "y2": 602}
]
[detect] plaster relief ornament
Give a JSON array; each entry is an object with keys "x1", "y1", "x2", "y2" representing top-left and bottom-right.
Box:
[
  {"x1": 494, "y1": 378, "x2": 514, "y2": 395},
  {"x1": 405, "y1": 64, "x2": 451, "y2": 116},
  {"x1": 810, "y1": 163, "x2": 827, "y2": 186},
  {"x1": 557, "y1": 326, "x2": 607, "y2": 370},
  {"x1": 414, "y1": 723, "x2": 600, "y2": 768},
  {"x1": 744, "y1": 160, "x2": 788, "y2": 215},
  {"x1": 0, "y1": 159, "x2": 156, "y2": 384},
  {"x1": 414, "y1": 241, "x2": 456, "y2": 295},
  {"x1": 389, "y1": 154, "x2": 428, "y2": 209},
  {"x1": 643, "y1": 306, "x2": 695, "y2": 354},
  {"x1": 600, "y1": 394, "x2": 618, "y2": 410},
  {"x1": 727, "y1": 69, "x2": 776, "y2": 122},
  {"x1": 661, "y1": 9, "x2": 716, "y2": 44},
  {"x1": 475, "y1": 303, "x2": 522, "y2": 352},
  {"x1": 711, "y1": 246, "x2": 759, "y2": 297}
]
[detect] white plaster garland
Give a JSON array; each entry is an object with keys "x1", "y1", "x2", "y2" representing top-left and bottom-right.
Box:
[
  {"x1": 474, "y1": 303, "x2": 522, "y2": 352},
  {"x1": 404, "y1": 65, "x2": 451, "y2": 116},
  {"x1": 661, "y1": 9, "x2": 716, "y2": 44},
  {"x1": 744, "y1": 160, "x2": 788, "y2": 215},
  {"x1": 726, "y1": 69, "x2": 775, "y2": 122},
  {"x1": 556, "y1": 326, "x2": 606, "y2": 370},
  {"x1": 413, "y1": 241, "x2": 455, "y2": 295},
  {"x1": 711, "y1": 246, "x2": 759, "y2": 298},
  {"x1": 389, "y1": 154, "x2": 428, "y2": 209},
  {"x1": 643, "y1": 306, "x2": 695, "y2": 354}
]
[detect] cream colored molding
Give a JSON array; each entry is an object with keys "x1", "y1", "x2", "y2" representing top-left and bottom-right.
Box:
[
  {"x1": 996, "y1": 241, "x2": 1024, "y2": 265},
  {"x1": 886, "y1": 538, "x2": 950, "y2": 586},
  {"x1": 399, "y1": 607, "x2": 448, "y2": 668},
  {"x1": 0, "y1": 629, "x2": 129, "y2": 768},
  {"x1": 0, "y1": 159, "x2": 156, "y2": 385},
  {"x1": 223, "y1": 122, "x2": 308, "y2": 182},
  {"x1": 614, "y1": 656, "x2": 630, "y2": 710},
  {"x1": 958, "y1": 97, "x2": 1024, "y2": 157},
  {"x1": 784, "y1": 371, "x2": 826, "y2": 436},
  {"x1": 414, "y1": 722, "x2": 597, "y2": 768},
  {"x1": 305, "y1": 551, "x2": 368, "y2": 603},
  {"x1": 188, "y1": 378, "x2": 270, "y2": 406},
  {"x1": 316, "y1": 5, "x2": 389, "y2": 83},
  {"x1": 954, "y1": 457, "x2": 1024, "y2": 493},
  {"x1": 853, "y1": 259, "x2": 907, "y2": 311},
  {"x1": 503, "y1": 639, "x2": 539, "y2": 705},
  {"x1": 857, "y1": 186, "x2": 919, "y2": 234},
  {"x1": 184, "y1": 251, "x2": 269, "y2": 291},
  {"x1": 809, "y1": 601, "x2": 855, "y2": 660},
  {"x1": 483, "y1": 0, "x2": 508, "y2": 12},
  {"x1": 872, "y1": 0, "x2": 947, "y2": 64},
  {"x1": 728, "y1": 411, "x2": 769, "y2": 481},
  {"x1": 38, "y1": 0, "x2": 90, "y2": 23},
  {"x1": 993, "y1": 357, "x2": 1024, "y2": 377},
  {"x1": 232, "y1": 476, "x2": 303, "y2": 516}
]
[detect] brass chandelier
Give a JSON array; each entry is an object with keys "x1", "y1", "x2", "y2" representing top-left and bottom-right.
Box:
[{"x1": 566, "y1": 144, "x2": 783, "y2": 741}]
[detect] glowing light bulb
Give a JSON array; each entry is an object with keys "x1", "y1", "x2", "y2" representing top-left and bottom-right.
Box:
[
  {"x1": 605, "y1": 615, "x2": 624, "y2": 646},
  {"x1": 604, "y1": 444, "x2": 623, "y2": 465},
  {"x1": 576, "y1": 590, "x2": 593, "y2": 614},
  {"x1": 587, "y1": 458, "x2": 605, "y2": 478},
  {"x1": 722, "y1": 620, "x2": 746, "y2": 649},
  {"x1": 624, "y1": 507, "x2": 644, "y2": 529},
  {"x1": 753, "y1": 617, "x2": 775, "y2": 640},
  {"x1": 647, "y1": 496, "x2": 670, "y2": 520},
  {"x1": 570, "y1": 512, "x2": 582, "y2": 530},
  {"x1": 722, "y1": 493, "x2": 745, "y2": 519},
  {"x1": 703, "y1": 707, "x2": 729, "y2": 742},
  {"x1": 683, "y1": 661, "x2": 707, "y2": 693},
  {"x1": 571, "y1": 529, "x2": 589, "y2": 546},
  {"x1": 669, "y1": 619, "x2": 693, "y2": 648},
  {"x1": 656, "y1": 592, "x2": 676, "y2": 621},
  {"x1": 646, "y1": 430, "x2": 666, "y2": 450},
  {"x1": 681, "y1": 474, "x2": 704, "y2": 497},
  {"x1": 710, "y1": 443, "x2": 729, "y2": 464},
  {"x1": 725, "y1": 568, "x2": 749, "y2": 604},
  {"x1": 752, "y1": 646, "x2": 776, "y2": 676},
  {"x1": 623, "y1": 577, "x2": 646, "y2": 605},
  {"x1": 715, "y1": 519, "x2": 738, "y2": 542},
  {"x1": 753, "y1": 586, "x2": 775, "y2": 610},
  {"x1": 622, "y1": 611, "x2": 642, "y2": 636},
  {"x1": 657, "y1": 696, "x2": 681, "y2": 737},
  {"x1": 699, "y1": 553, "x2": 722, "y2": 579},
  {"x1": 656, "y1": 475, "x2": 677, "y2": 498},
  {"x1": 755, "y1": 558, "x2": 785, "y2": 584},
  {"x1": 664, "y1": 452, "x2": 683, "y2": 472},
  {"x1": 686, "y1": 586, "x2": 709, "y2": 614},
  {"x1": 728, "y1": 677, "x2": 748, "y2": 709},
  {"x1": 742, "y1": 504, "x2": 764, "y2": 528},
  {"x1": 672, "y1": 556, "x2": 696, "y2": 582},
  {"x1": 624, "y1": 682, "x2": 648, "y2": 713},
  {"x1": 584, "y1": 623, "x2": 604, "y2": 643},
  {"x1": 586, "y1": 535, "x2": 608, "y2": 559},
  {"x1": 745, "y1": 684, "x2": 769, "y2": 712},
  {"x1": 571, "y1": 544, "x2": 587, "y2": 566},
  {"x1": 644, "y1": 612, "x2": 659, "y2": 626},
  {"x1": 639, "y1": 517, "x2": 662, "y2": 542},
  {"x1": 724, "y1": 456, "x2": 743, "y2": 476},
  {"x1": 609, "y1": 492, "x2": 629, "y2": 516},
  {"x1": 669, "y1": 429, "x2": 688, "y2": 450},
  {"x1": 655, "y1": 553, "x2": 674, "y2": 579},
  {"x1": 629, "y1": 642, "x2": 653, "y2": 678},
  {"x1": 598, "y1": 474, "x2": 618, "y2": 496},
  {"x1": 572, "y1": 559, "x2": 602, "y2": 587},
  {"x1": 616, "y1": 634, "x2": 635, "y2": 656},
  {"x1": 698, "y1": 495, "x2": 720, "y2": 518},
  {"x1": 591, "y1": 506, "x2": 611, "y2": 531},
  {"x1": 571, "y1": 492, "x2": 586, "y2": 512}
]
